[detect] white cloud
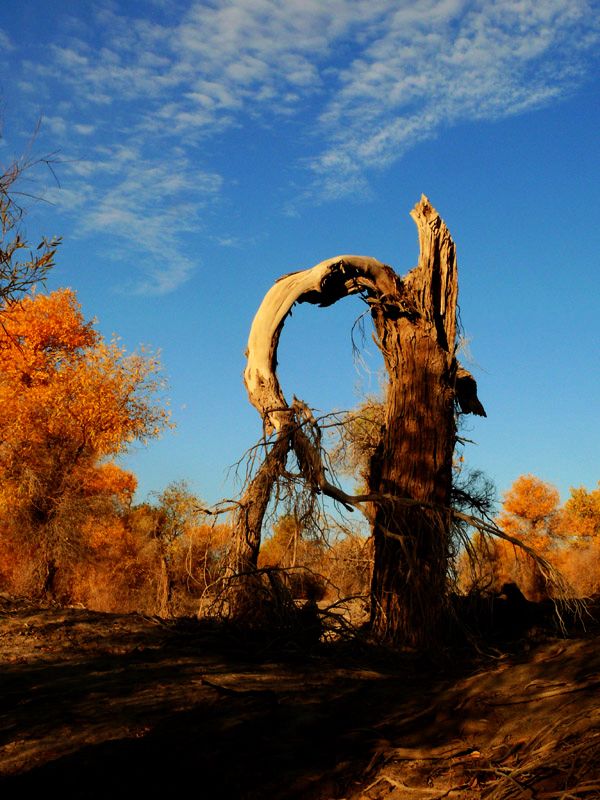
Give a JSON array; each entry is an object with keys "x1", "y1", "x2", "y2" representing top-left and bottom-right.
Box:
[
  {"x1": 43, "y1": 115, "x2": 68, "y2": 136},
  {"x1": 17, "y1": 80, "x2": 36, "y2": 93},
  {"x1": 74, "y1": 124, "x2": 95, "y2": 136},
  {"x1": 306, "y1": 0, "x2": 600, "y2": 196},
  {"x1": 8, "y1": 0, "x2": 599, "y2": 289},
  {"x1": 37, "y1": 2, "x2": 598, "y2": 175},
  {"x1": 56, "y1": 150, "x2": 223, "y2": 294},
  {"x1": 52, "y1": 45, "x2": 89, "y2": 70},
  {"x1": 0, "y1": 29, "x2": 14, "y2": 51}
]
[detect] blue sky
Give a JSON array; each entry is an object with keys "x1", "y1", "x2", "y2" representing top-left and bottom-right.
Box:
[{"x1": 1, "y1": 0, "x2": 598, "y2": 509}]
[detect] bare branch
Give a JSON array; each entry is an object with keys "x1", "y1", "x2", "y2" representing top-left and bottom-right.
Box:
[{"x1": 244, "y1": 255, "x2": 395, "y2": 433}]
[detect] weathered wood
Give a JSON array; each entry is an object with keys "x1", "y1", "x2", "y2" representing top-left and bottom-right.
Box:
[
  {"x1": 244, "y1": 255, "x2": 395, "y2": 433},
  {"x1": 368, "y1": 197, "x2": 460, "y2": 645},
  {"x1": 237, "y1": 196, "x2": 485, "y2": 647},
  {"x1": 228, "y1": 432, "x2": 291, "y2": 578}
]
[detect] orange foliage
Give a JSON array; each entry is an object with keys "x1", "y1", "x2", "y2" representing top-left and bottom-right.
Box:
[
  {"x1": 561, "y1": 482, "x2": 600, "y2": 541},
  {"x1": 0, "y1": 289, "x2": 171, "y2": 602},
  {"x1": 173, "y1": 523, "x2": 232, "y2": 595},
  {"x1": 556, "y1": 482, "x2": 600, "y2": 596},
  {"x1": 79, "y1": 463, "x2": 137, "y2": 506},
  {"x1": 258, "y1": 515, "x2": 373, "y2": 601},
  {"x1": 0, "y1": 289, "x2": 170, "y2": 461},
  {"x1": 461, "y1": 475, "x2": 600, "y2": 600},
  {"x1": 497, "y1": 474, "x2": 562, "y2": 549}
]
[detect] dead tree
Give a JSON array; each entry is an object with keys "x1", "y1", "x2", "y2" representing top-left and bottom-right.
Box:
[{"x1": 231, "y1": 196, "x2": 485, "y2": 647}]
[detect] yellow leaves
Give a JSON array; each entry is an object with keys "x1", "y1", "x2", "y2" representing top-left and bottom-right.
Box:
[
  {"x1": 562, "y1": 482, "x2": 600, "y2": 539},
  {"x1": 0, "y1": 289, "x2": 97, "y2": 368},
  {"x1": 51, "y1": 337, "x2": 173, "y2": 455},
  {"x1": 83, "y1": 513, "x2": 131, "y2": 553},
  {"x1": 496, "y1": 474, "x2": 565, "y2": 561},
  {"x1": 498, "y1": 475, "x2": 600, "y2": 551},
  {"x1": 79, "y1": 462, "x2": 137, "y2": 505},
  {"x1": 0, "y1": 288, "x2": 172, "y2": 548},
  {"x1": 501, "y1": 474, "x2": 560, "y2": 526},
  {"x1": 0, "y1": 289, "x2": 171, "y2": 466},
  {"x1": 474, "y1": 474, "x2": 600, "y2": 600}
]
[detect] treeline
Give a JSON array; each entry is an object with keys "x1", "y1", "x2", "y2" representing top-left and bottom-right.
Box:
[
  {"x1": 1, "y1": 159, "x2": 598, "y2": 618},
  {"x1": 0, "y1": 156, "x2": 372, "y2": 616},
  {"x1": 0, "y1": 287, "x2": 171, "y2": 611},
  {"x1": 461, "y1": 474, "x2": 600, "y2": 601},
  {"x1": 0, "y1": 288, "x2": 598, "y2": 615},
  {"x1": 0, "y1": 290, "x2": 600, "y2": 616},
  {"x1": 254, "y1": 476, "x2": 600, "y2": 607}
]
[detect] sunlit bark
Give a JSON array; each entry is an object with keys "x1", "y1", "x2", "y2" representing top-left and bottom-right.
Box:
[{"x1": 366, "y1": 199, "x2": 459, "y2": 646}]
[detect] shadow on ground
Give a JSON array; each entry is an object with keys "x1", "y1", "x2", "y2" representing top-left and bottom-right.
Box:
[{"x1": 1, "y1": 601, "x2": 599, "y2": 799}]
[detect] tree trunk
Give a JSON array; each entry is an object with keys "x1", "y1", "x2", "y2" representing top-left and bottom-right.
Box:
[
  {"x1": 228, "y1": 432, "x2": 291, "y2": 576},
  {"x1": 223, "y1": 429, "x2": 291, "y2": 616},
  {"x1": 40, "y1": 556, "x2": 59, "y2": 601},
  {"x1": 158, "y1": 553, "x2": 174, "y2": 618},
  {"x1": 366, "y1": 199, "x2": 459, "y2": 647},
  {"x1": 239, "y1": 196, "x2": 485, "y2": 647}
]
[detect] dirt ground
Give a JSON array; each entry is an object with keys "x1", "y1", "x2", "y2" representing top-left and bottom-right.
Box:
[{"x1": 1, "y1": 595, "x2": 599, "y2": 799}]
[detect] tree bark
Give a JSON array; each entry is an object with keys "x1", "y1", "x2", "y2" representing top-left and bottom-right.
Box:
[
  {"x1": 367, "y1": 199, "x2": 459, "y2": 647},
  {"x1": 40, "y1": 556, "x2": 59, "y2": 601}
]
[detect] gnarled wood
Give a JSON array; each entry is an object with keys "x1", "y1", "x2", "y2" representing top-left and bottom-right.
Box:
[
  {"x1": 367, "y1": 197, "x2": 461, "y2": 645},
  {"x1": 244, "y1": 255, "x2": 396, "y2": 433},
  {"x1": 236, "y1": 195, "x2": 486, "y2": 648}
]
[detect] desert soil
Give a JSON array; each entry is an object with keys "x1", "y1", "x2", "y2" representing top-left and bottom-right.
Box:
[{"x1": 1, "y1": 595, "x2": 599, "y2": 799}]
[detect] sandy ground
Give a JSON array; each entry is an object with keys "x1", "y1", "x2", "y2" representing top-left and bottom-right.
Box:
[{"x1": 1, "y1": 596, "x2": 599, "y2": 799}]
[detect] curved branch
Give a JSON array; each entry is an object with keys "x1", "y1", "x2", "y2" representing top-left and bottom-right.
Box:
[{"x1": 244, "y1": 254, "x2": 396, "y2": 433}]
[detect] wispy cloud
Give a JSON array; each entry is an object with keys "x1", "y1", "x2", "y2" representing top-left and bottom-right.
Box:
[
  {"x1": 43, "y1": 115, "x2": 68, "y2": 137},
  {"x1": 51, "y1": 147, "x2": 222, "y2": 295},
  {"x1": 7, "y1": 0, "x2": 599, "y2": 291},
  {"x1": 0, "y1": 28, "x2": 14, "y2": 52},
  {"x1": 73, "y1": 124, "x2": 95, "y2": 136},
  {"x1": 307, "y1": 0, "x2": 600, "y2": 196}
]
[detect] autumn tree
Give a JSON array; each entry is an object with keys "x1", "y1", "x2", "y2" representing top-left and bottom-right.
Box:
[
  {"x1": 150, "y1": 481, "x2": 200, "y2": 617},
  {"x1": 459, "y1": 475, "x2": 600, "y2": 601},
  {"x1": 258, "y1": 514, "x2": 328, "y2": 600},
  {"x1": 0, "y1": 289, "x2": 171, "y2": 600},
  {"x1": 318, "y1": 526, "x2": 373, "y2": 601},
  {"x1": 230, "y1": 196, "x2": 486, "y2": 648},
  {"x1": 330, "y1": 394, "x2": 385, "y2": 491},
  {"x1": 118, "y1": 489, "x2": 233, "y2": 617},
  {"x1": 499, "y1": 475, "x2": 562, "y2": 544},
  {"x1": 491, "y1": 475, "x2": 564, "y2": 600},
  {"x1": 458, "y1": 475, "x2": 600, "y2": 601},
  {"x1": 65, "y1": 463, "x2": 141, "y2": 611},
  {"x1": 556, "y1": 482, "x2": 600, "y2": 596},
  {"x1": 562, "y1": 482, "x2": 600, "y2": 541}
]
